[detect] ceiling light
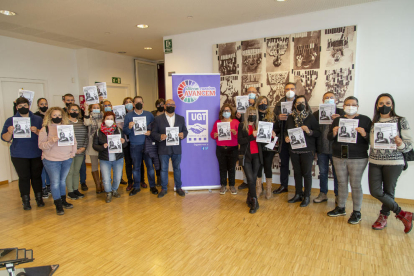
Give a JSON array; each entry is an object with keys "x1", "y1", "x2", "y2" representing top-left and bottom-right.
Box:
[
  {"x1": 0, "y1": 10, "x2": 16, "y2": 16},
  {"x1": 144, "y1": 47, "x2": 152, "y2": 50},
  {"x1": 137, "y1": 24, "x2": 148, "y2": 29},
  {"x1": 187, "y1": 16, "x2": 193, "y2": 19},
  {"x1": 118, "y1": 51, "x2": 126, "y2": 54}
]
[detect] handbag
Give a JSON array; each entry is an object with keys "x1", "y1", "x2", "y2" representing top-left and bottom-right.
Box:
[{"x1": 397, "y1": 117, "x2": 414, "y2": 170}]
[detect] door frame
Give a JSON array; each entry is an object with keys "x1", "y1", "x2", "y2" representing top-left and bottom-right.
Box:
[{"x1": 134, "y1": 60, "x2": 158, "y2": 98}]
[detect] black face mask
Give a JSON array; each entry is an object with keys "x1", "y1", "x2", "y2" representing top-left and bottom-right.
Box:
[
  {"x1": 52, "y1": 117, "x2": 62, "y2": 124},
  {"x1": 69, "y1": 112, "x2": 79, "y2": 118},
  {"x1": 135, "y1": 103, "x2": 143, "y2": 110},
  {"x1": 378, "y1": 105, "x2": 391, "y2": 115},
  {"x1": 18, "y1": 107, "x2": 29, "y2": 115},
  {"x1": 39, "y1": 106, "x2": 48, "y2": 112},
  {"x1": 157, "y1": 106, "x2": 164, "y2": 112},
  {"x1": 65, "y1": 102, "x2": 71, "y2": 108},
  {"x1": 258, "y1": 104, "x2": 268, "y2": 111},
  {"x1": 248, "y1": 115, "x2": 257, "y2": 122},
  {"x1": 296, "y1": 103, "x2": 305, "y2": 112},
  {"x1": 166, "y1": 106, "x2": 175, "y2": 114}
]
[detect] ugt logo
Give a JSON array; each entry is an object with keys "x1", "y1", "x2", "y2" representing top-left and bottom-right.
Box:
[
  {"x1": 186, "y1": 110, "x2": 208, "y2": 144},
  {"x1": 177, "y1": 80, "x2": 216, "y2": 103}
]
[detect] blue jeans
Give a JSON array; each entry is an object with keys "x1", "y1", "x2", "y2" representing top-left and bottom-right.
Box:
[
  {"x1": 79, "y1": 155, "x2": 86, "y2": 184},
  {"x1": 160, "y1": 154, "x2": 182, "y2": 191},
  {"x1": 130, "y1": 144, "x2": 144, "y2": 188},
  {"x1": 41, "y1": 167, "x2": 50, "y2": 188},
  {"x1": 100, "y1": 158, "x2": 124, "y2": 193},
  {"x1": 42, "y1": 158, "x2": 73, "y2": 200},
  {"x1": 317, "y1": 153, "x2": 338, "y2": 196},
  {"x1": 144, "y1": 154, "x2": 156, "y2": 188}
]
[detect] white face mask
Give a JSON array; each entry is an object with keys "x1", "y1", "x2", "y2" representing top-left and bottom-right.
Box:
[
  {"x1": 105, "y1": 120, "x2": 114, "y2": 127},
  {"x1": 344, "y1": 106, "x2": 358, "y2": 116},
  {"x1": 324, "y1": 99, "x2": 335, "y2": 104},
  {"x1": 286, "y1": 91, "x2": 295, "y2": 99}
]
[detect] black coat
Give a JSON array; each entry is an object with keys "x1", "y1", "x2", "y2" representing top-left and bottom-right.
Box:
[
  {"x1": 284, "y1": 113, "x2": 320, "y2": 153},
  {"x1": 238, "y1": 123, "x2": 263, "y2": 165},
  {"x1": 151, "y1": 113, "x2": 188, "y2": 155},
  {"x1": 93, "y1": 127, "x2": 127, "y2": 161},
  {"x1": 313, "y1": 107, "x2": 344, "y2": 154}
]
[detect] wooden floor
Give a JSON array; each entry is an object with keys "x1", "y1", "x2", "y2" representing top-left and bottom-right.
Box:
[{"x1": 1, "y1": 167, "x2": 413, "y2": 276}]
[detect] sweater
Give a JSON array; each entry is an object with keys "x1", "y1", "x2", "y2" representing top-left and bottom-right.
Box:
[
  {"x1": 284, "y1": 113, "x2": 320, "y2": 153},
  {"x1": 38, "y1": 124, "x2": 77, "y2": 161},
  {"x1": 123, "y1": 110, "x2": 154, "y2": 145},
  {"x1": 68, "y1": 119, "x2": 88, "y2": 156},
  {"x1": 210, "y1": 119, "x2": 239, "y2": 147}
]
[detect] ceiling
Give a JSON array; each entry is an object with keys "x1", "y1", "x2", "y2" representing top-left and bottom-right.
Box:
[{"x1": 0, "y1": 0, "x2": 377, "y2": 61}]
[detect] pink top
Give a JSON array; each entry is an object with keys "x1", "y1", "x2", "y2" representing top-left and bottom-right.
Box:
[
  {"x1": 38, "y1": 124, "x2": 77, "y2": 161},
  {"x1": 210, "y1": 119, "x2": 239, "y2": 147}
]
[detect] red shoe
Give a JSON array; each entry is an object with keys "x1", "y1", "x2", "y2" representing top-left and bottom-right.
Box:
[
  {"x1": 126, "y1": 183, "x2": 133, "y2": 192},
  {"x1": 372, "y1": 213, "x2": 388, "y2": 230},
  {"x1": 396, "y1": 210, "x2": 413, "y2": 234},
  {"x1": 140, "y1": 182, "x2": 148, "y2": 188}
]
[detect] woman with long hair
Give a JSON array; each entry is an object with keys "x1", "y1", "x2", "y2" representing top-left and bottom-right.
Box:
[{"x1": 368, "y1": 93, "x2": 413, "y2": 233}]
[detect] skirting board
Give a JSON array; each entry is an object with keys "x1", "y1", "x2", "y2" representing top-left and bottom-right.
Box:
[
  {"x1": 176, "y1": 186, "x2": 221, "y2": 191},
  {"x1": 0, "y1": 180, "x2": 8, "y2": 185}
]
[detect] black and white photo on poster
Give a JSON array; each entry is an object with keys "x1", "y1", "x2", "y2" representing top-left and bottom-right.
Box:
[
  {"x1": 265, "y1": 36, "x2": 290, "y2": 72},
  {"x1": 13, "y1": 117, "x2": 31, "y2": 138},
  {"x1": 374, "y1": 123, "x2": 398, "y2": 150},
  {"x1": 266, "y1": 72, "x2": 289, "y2": 106},
  {"x1": 107, "y1": 134, "x2": 122, "y2": 153},
  {"x1": 133, "y1": 117, "x2": 147, "y2": 135},
  {"x1": 288, "y1": 127, "x2": 307, "y2": 149},
  {"x1": 166, "y1": 127, "x2": 179, "y2": 146},
  {"x1": 256, "y1": 121, "x2": 273, "y2": 143},
  {"x1": 281, "y1": 101, "x2": 293, "y2": 115},
  {"x1": 325, "y1": 67, "x2": 354, "y2": 106},
  {"x1": 113, "y1": 105, "x2": 126, "y2": 122},
  {"x1": 217, "y1": 43, "x2": 239, "y2": 76},
  {"x1": 324, "y1": 26, "x2": 356, "y2": 68},
  {"x1": 18, "y1": 90, "x2": 35, "y2": 108},
  {"x1": 235, "y1": 96, "x2": 249, "y2": 113},
  {"x1": 293, "y1": 70, "x2": 319, "y2": 102},
  {"x1": 293, "y1": 31, "x2": 321, "y2": 70},
  {"x1": 241, "y1": 74, "x2": 262, "y2": 96},
  {"x1": 83, "y1": 86, "x2": 99, "y2": 104},
  {"x1": 241, "y1": 39, "x2": 263, "y2": 75},
  {"x1": 337, "y1": 118, "x2": 358, "y2": 143},
  {"x1": 319, "y1": 103, "x2": 336, "y2": 124},
  {"x1": 96, "y1": 82, "x2": 108, "y2": 99},
  {"x1": 57, "y1": 125, "x2": 74, "y2": 146},
  {"x1": 217, "y1": 122, "x2": 231, "y2": 141},
  {"x1": 220, "y1": 75, "x2": 240, "y2": 107}
]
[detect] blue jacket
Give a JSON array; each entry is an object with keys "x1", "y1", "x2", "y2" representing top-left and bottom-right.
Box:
[
  {"x1": 1, "y1": 111, "x2": 43, "y2": 158},
  {"x1": 123, "y1": 110, "x2": 154, "y2": 146},
  {"x1": 151, "y1": 113, "x2": 188, "y2": 155}
]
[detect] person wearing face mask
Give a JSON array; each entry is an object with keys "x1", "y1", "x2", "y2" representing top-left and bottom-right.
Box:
[
  {"x1": 62, "y1": 93, "x2": 85, "y2": 118},
  {"x1": 285, "y1": 95, "x2": 320, "y2": 207},
  {"x1": 38, "y1": 107, "x2": 77, "y2": 215},
  {"x1": 313, "y1": 92, "x2": 344, "y2": 205},
  {"x1": 103, "y1": 100, "x2": 112, "y2": 112},
  {"x1": 65, "y1": 104, "x2": 88, "y2": 200},
  {"x1": 34, "y1": 98, "x2": 49, "y2": 119},
  {"x1": 327, "y1": 96, "x2": 371, "y2": 225},
  {"x1": 84, "y1": 103, "x2": 104, "y2": 194},
  {"x1": 2, "y1": 97, "x2": 44, "y2": 210},
  {"x1": 123, "y1": 96, "x2": 157, "y2": 196},
  {"x1": 211, "y1": 104, "x2": 240, "y2": 195},
  {"x1": 119, "y1": 97, "x2": 134, "y2": 188},
  {"x1": 273, "y1": 82, "x2": 297, "y2": 195},
  {"x1": 368, "y1": 93, "x2": 413, "y2": 233},
  {"x1": 93, "y1": 112, "x2": 127, "y2": 203}
]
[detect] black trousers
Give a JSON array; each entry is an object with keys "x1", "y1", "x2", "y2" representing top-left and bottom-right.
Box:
[
  {"x1": 141, "y1": 159, "x2": 145, "y2": 182},
  {"x1": 243, "y1": 154, "x2": 260, "y2": 198},
  {"x1": 123, "y1": 144, "x2": 133, "y2": 182},
  {"x1": 257, "y1": 150, "x2": 276, "y2": 179},
  {"x1": 290, "y1": 151, "x2": 314, "y2": 197},
  {"x1": 279, "y1": 142, "x2": 291, "y2": 188},
  {"x1": 368, "y1": 163, "x2": 403, "y2": 216},
  {"x1": 216, "y1": 146, "x2": 238, "y2": 186},
  {"x1": 11, "y1": 157, "x2": 43, "y2": 197}
]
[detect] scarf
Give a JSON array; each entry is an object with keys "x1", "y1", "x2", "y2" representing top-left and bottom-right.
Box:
[
  {"x1": 292, "y1": 109, "x2": 309, "y2": 127},
  {"x1": 89, "y1": 113, "x2": 103, "y2": 137},
  {"x1": 100, "y1": 122, "x2": 116, "y2": 136}
]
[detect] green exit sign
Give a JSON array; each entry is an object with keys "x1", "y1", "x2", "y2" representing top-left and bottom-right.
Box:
[
  {"x1": 112, "y1": 77, "x2": 121, "y2": 84},
  {"x1": 164, "y1": 39, "x2": 172, "y2": 54}
]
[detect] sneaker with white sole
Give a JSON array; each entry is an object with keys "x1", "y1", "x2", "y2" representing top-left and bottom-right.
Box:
[
  {"x1": 348, "y1": 211, "x2": 362, "y2": 224},
  {"x1": 327, "y1": 206, "x2": 346, "y2": 217},
  {"x1": 229, "y1": 186, "x2": 237, "y2": 195},
  {"x1": 220, "y1": 186, "x2": 227, "y2": 195},
  {"x1": 313, "y1": 192, "x2": 328, "y2": 203}
]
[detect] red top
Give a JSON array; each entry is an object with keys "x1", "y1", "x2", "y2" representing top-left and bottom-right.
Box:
[
  {"x1": 248, "y1": 125, "x2": 259, "y2": 154},
  {"x1": 210, "y1": 119, "x2": 240, "y2": 147}
]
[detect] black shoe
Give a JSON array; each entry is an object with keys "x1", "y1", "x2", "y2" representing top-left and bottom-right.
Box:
[
  {"x1": 61, "y1": 195, "x2": 74, "y2": 209},
  {"x1": 21, "y1": 195, "x2": 31, "y2": 210},
  {"x1": 81, "y1": 183, "x2": 88, "y2": 191},
  {"x1": 73, "y1": 190, "x2": 85, "y2": 198},
  {"x1": 68, "y1": 192, "x2": 79, "y2": 200},
  {"x1": 273, "y1": 185, "x2": 288, "y2": 194},
  {"x1": 42, "y1": 187, "x2": 49, "y2": 198},
  {"x1": 120, "y1": 178, "x2": 127, "y2": 185},
  {"x1": 150, "y1": 187, "x2": 159, "y2": 195},
  {"x1": 348, "y1": 211, "x2": 362, "y2": 224},
  {"x1": 300, "y1": 196, "x2": 310, "y2": 207},
  {"x1": 35, "y1": 192, "x2": 45, "y2": 207},
  {"x1": 238, "y1": 182, "x2": 248, "y2": 190},
  {"x1": 249, "y1": 197, "x2": 259, "y2": 214},
  {"x1": 176, "y1": 189, "x2": 186, "y2": 197},
  {"x1": 327, "y1": 206, "x2": 346, "y2": 217},
  {"x1": 288, "y1": 194, "x2": 303, "y2": 203},
  {"x1": 54, "y1": 199, "x2": 64, "y2": 215},
  {"x1": 246, "y1": 192, "x2": 252, "y2": 207},
  {"x1": 129, "y1": 188, "x2": 141, "y2": 196},
  {"x1": 158, "y1": 189, "x2": 167, "y2": 198}
]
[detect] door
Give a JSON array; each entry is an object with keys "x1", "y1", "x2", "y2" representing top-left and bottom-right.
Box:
[
  {"x1": 136, "y1": 61, "x2": 158, "y2": 109},
  {"x1": 106, "y1": 85, "x2": 131, "y2": 106}
]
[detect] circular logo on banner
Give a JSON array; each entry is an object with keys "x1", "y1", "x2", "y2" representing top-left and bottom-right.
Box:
[{"x1": 177, "y1": 80, "x2": 217, "y2": 103}]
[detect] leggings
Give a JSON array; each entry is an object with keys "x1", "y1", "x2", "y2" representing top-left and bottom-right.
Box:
[
  {"x1": 242, "y1": 154, "x2": 260, "y2": 198},
  {"x1": 257, "y1": 151, "x2": 276, "y2": 179}
]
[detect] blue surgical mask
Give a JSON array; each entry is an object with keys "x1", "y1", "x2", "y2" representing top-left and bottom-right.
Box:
[
  {"x1": 104, "y1": 107, "x2": 112, "y2": 112},
  {"x1": 92, "y1": 109, "x2": 100, "y2": 114},
  {"x1": 125, "y1": 103, "x2": 133, "y2": 111},
  {"x1": 324, "y1": 99, "x2": 335, "y2": 104},
  {"x1": 249, "y1": 93, "x2": 256, "y2": 100},
  {"x1": 222, "y1": 111, "x2": 231, "y2": 119}
]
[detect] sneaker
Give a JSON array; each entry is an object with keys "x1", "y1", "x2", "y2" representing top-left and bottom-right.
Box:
[
  {"x1": 327, "y1": 206, "x2": 346, "y2": 217},
  {"x1": 176, "y1": 189, "x2": 186, "y2": 197},
  {"x1": 67, "y1": 192, "x2": 79, "y2": 200},
  {"x1": 106, "y1": 193, "x2": 112, "y2": 203},
  {"x1": 313, "y1": 192, "x2": 328, "y2": 203},
  {"x1": 73, "y1": 190, "x2": 85, "y2": 198},
  {"x1": 238, "y1": 182, "x2": 248, "y2": 190},
  {"x1": 42, "y1": 187, "x2": 49, "y2": 198},
  {"x1": 220, "y1": 186, "x2": 227, "y2": 195},
  {"x1": 229, "y1": 186, "x2": 237, "y2": 195},
  {"x1": 158, "y1": 189, "x2": 167, "y2": 198},
  {"x1": 112, "y1": 190, "x2": 121, "y2": 198},
  {"x1": 348, "y1": 211, "x2": 362, "y2": 225}
]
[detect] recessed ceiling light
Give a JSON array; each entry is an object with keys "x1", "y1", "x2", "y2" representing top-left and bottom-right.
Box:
[
  {"x1": 144, "y1": 47, "x2": 152, "y2": 50},
  {"x1": 187, "y1": 16, "x2": 193, "y2": 19},
  {"x1": 0, "y1": 10, "x2": 16, "y2": 16},
  {"x1": 137, "y1": 24, "x2": 148, "y2": 29},
  {"x1": 118, "y1": 51, "x2": 126, "y2": 54}
]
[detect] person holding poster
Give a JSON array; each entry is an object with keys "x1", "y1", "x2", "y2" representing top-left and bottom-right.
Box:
[
  {"x1": 103, "y1": 100, "x2": 112, "y2": 113},
  {"x1": 151, "y1": 99, "x2": 188, "y2": 198},
  {"x1": 210, "y1": 104, "x2": 239, "y2": 195},
  {"x1": 312, "y1": 92, "x2": 344, "y2": 204},
  {"x1": 368, "y1": 94, "x2": 414, "y2": 233},
  {"x1": 1, "y1": 97, "x2": 44, "y2": 211},
  {"x1": 327, "y1": 96, "x2": 371, "y2": 225},
  {"x1": 38, "y1": 107, "x2": 77, "y2": 215},
  {"x1": 284, "y1": 95, "x2": 320, "y2": 207},
  {"x1": 62, "y1": 94, "x2": 85, "y2": 118}
]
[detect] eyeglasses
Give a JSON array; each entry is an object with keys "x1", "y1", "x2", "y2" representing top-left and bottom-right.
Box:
[{"x1": 166, "y1": 104, "x2": 175, "y2": 107}]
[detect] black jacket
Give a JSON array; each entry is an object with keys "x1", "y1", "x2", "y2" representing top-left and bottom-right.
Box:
[
  {"x1": 151, "y1": 113, "x2": 188, "y2": 155},
  {"x1": 313, "y1": 107, "x2": 344, "y2": 154},
  {"x1": 273, "y1": 96, "x2": 295, "y2": 153},
  {"x1": 238, "y1": 123, "x2": 263, "y2": 164},
  {"x1": 93, "y1": 127, "x2": 127, "y2": 161},
  {"x1": 284, "y1": 113, "x2": 320, "y2": 153}
]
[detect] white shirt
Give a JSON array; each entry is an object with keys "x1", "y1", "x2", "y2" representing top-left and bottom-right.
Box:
[{"x1": 165, "y1": 113, "x2": 175, "y2": 127}]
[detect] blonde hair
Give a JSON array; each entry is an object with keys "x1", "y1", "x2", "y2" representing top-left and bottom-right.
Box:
[
  {"x1": 88, "y1": 103, "x2": 103, "y2": 113},
  {"x1": 256, "y1": 96, "x2": 274, "y2": 123},
  {"x1": 42, "y1": 107, "x2": 69, "y2": 127},
  {"x1": 243, "y1": 106, "x2": 258, "y2": 132}
]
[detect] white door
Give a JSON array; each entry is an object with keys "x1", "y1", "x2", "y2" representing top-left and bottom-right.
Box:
[
  {"x1": 106, "y1": 85, "x2": 131, "y2": 106},
  {"x1": 136, "y1": 61, "x2": 158, "y2": 110}
]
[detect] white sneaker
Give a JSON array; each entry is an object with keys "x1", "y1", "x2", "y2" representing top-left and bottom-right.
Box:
[{"x1": 220, "y1": 186, "x2": 227, "y2": 195}]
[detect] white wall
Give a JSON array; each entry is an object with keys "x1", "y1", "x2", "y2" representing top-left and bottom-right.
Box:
[{"x1": 164, "y1": 0, "x2": 414, "y2": 199}]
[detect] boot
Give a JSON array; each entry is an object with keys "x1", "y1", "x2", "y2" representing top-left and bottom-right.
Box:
[
  {"x1": 54, "y1": 199, "x2": 64, "y2": 215},
  {"x1": 92, "y1": 171, "x2": 102, "y2": 194},
  {"x1": 61, "y1": 195, "x2": 73, "y2": 209},
  {"x1": 372, "y1": 213, "x2": 388, "y2": 230},
  {"x1": 265, "y1": 178, "x2": 273, "y2": 200},
  {"x1": 396, "y1": 210, "x2": 413, "y2": 234},
  {"x1": 35, "y1": 192, "x2": 45, "y2": 207},
  {"x1": 249, "y1": 197, "x2": 259, "y2": 214},
  {"x1": 256, "y1": 178, "x2": 262, "y2": 197},
  {"x1": 246, "y1": 191, "x2": 252, "y2": 207},
  {"x1": 21, "y1": 195, "x2": 31, "y2": 210}
]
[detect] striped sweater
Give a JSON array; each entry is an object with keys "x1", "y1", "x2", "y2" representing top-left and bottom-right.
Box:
[{"x1": 69, "y1": 119, "x2": 89, "y2": 156}]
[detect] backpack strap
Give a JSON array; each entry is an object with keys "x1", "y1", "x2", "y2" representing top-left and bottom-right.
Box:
[{"x1": 45, "y1": 125, "x2": 49, "y2": 136}]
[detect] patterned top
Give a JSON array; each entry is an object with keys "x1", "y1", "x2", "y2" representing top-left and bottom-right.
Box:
[{"x1": 369, "y1": 117, "x2": 413, "y2": 165}]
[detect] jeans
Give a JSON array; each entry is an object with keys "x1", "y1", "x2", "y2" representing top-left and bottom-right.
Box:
[
  {"x1": 130, "y1": 144, "x2": 145, "y2": 188},
  {"x1": 143, "y1": 153, "x2": 156, "y2": 188},
  {"x1": 79, "y1": 155, "x2": 86, "y2": 184},
  {"x1": 279, "y1": 142, "x2": 291, "y2": 188},
  {"x1": 257, "y1": 150, "x2": 276, "y2": 179},
  {"x1": 66, "y1": 155, "x2": 84, "y2": 192},
  {"x1": 123, "y1": 144, "x2": 133, "y2": 182},
  {"x1": 41, "y1": 168, "x2": 50, "y2": 188},
  {"x1": 160, "y1": 154, "x2": 182, "y2": 191},
  {"x1": 100, "y1": 158, "x2": 124, "y2": 193},
  {"x1": 11, "y1": 157, "x2": 43, "y2": 197},
  {"x1": 42, "y1": 158, "x2": 73, "y2": 200},
  {"x1": 216, "y1": 146, "x2": 238, "y2": 186},
  {"x1": 317, "y1": 153, "x2": 338, "y2": 196},
  {"x1": 242, "y1": 154, "x2": 260, "y2": 198},
  {"x1": 290, "y1": 152, "x2": 314, "y2": 197}
]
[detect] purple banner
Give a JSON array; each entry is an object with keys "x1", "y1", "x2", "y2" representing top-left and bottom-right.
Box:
[{"x1": 172, "y1": 74, "x2": 220, "y2": 190}]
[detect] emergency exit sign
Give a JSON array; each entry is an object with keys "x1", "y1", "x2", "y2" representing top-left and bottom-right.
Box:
[{"x1": 112, "y1": 77, "x2": 121, "y2": 84}]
